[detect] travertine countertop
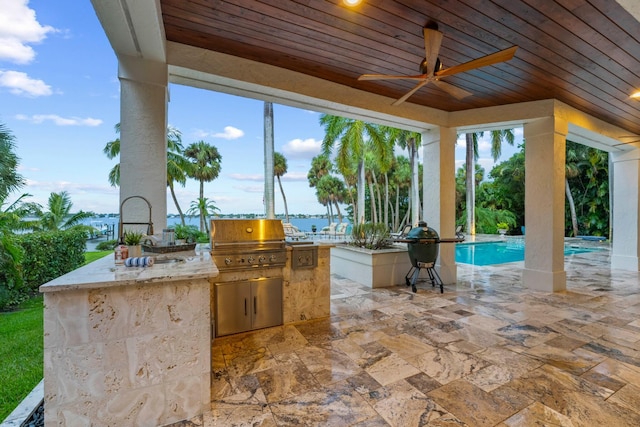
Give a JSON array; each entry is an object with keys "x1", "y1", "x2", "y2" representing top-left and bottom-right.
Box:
[{"x1": 39, "y1": 248, "x2": 218, "y2": 293}]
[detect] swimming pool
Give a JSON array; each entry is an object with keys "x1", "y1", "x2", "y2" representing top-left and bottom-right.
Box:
[{"x1": 455, "y1": 241, "x2": 600, "y2": 266}]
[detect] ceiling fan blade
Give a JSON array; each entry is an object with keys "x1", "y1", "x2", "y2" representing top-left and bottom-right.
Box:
[
  {"x1": 392, "y1": 80, "x2": 429, "y2": 106},
  {"x1": 358, "y1": 74, "x2": 427, "y2": 81},
  {"x1": 423, "y1": 28, "x2": 443, "y2": 76},
  {"x1": 432, "y1": 80, "x2": 473, "y2": 100},
  {"x1": 436, "y1": 45, "x2": 518, "y2": 78}
]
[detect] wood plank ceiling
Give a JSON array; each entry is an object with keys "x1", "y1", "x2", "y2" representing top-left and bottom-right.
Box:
[{"x1": 160, "y1": 0, "x2": 640, "y2": 136}]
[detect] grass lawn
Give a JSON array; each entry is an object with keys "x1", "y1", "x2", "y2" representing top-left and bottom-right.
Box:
[
  {"x1": 0, "y1": 250, "x2": 112, "y2": 421},
  {"x1": 0, "y1": 296, "x2": 43, "y2": 421}
]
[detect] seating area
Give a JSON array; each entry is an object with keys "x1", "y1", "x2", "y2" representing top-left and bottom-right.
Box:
[{"x1": 319, "y1": 222, "x2": 350, "y2": 238}]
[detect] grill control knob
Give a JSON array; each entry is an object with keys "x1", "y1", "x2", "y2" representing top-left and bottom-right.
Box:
[
  {"x1": 269, "y1": 254, "x2": 278, "y2": 262},
  {"x1": 247, "y1": 256, "x2": 255, "y2": 264},
  {"x1": 258, "y1": 256, "x2": 266, "y2": 263},
  {"x1": 224, "y1": 258, "x2": 232, "y2": 265}
]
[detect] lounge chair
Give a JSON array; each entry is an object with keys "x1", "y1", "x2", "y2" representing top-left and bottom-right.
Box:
[
  {"x1": 320, "y1": 223, "x2": 337, "y2": 236},
  {"x1": 282, "y1": 222, "x2": 306, "y2": 240},
  {"x1": 334, "y1": 223, "x2": 349, "y2": 237},
  {"x1": 390, "y1": 224, "x2": 413, "y2": 239}
]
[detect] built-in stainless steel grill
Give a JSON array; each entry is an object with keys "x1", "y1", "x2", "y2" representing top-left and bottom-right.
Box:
[
  {"x1": 210, "y1": 218, "x2": 287, "y2": 270},
  {"x1": 210, "y1": 219, "x2": 286, "y2": 337}
]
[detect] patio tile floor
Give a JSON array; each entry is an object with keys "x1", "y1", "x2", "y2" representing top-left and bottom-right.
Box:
[{"x1": 170, "y1": 245, "x2": 640, "y2": 426}]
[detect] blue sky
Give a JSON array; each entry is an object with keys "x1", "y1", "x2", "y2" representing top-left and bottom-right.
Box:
[{"x1": 1, "y1": 0, "x2": 522, "y2": 215}]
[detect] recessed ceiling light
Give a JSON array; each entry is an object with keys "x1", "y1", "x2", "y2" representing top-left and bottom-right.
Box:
[
  {"x1": 631, "y1": 91, "x2": 640, "y2": 99},
  {"x1": 343, "y1": 0, "x2": 363, "y2": 6}
]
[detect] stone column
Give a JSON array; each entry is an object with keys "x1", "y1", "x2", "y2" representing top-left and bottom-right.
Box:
[
  {"x1": 422, "y1": 127, "x2": 457, "y2": 284},
  {"x1": 611, "y1": 149, "x2": 640, "y2": 270},
  {"x1": 523, "y1": 116, "x2": 567, "y2": 291},
  {"x1": 118, "y1": 55, "x2": 168, "y2": 236}
]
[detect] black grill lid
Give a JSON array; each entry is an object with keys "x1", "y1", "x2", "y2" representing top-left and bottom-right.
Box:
[{"x1": 406, "y1": 221, "x2": 439, "y2": 240}]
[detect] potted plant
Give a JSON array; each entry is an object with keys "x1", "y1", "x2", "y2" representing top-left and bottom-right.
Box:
[
  {"x1": 311, "y1": 224, "x2": 317, "y2": 233},
  {"x1": 174, "y1": 224, "x2": 199, "y2": 244},
  {"x1": 124, "y1": 231, "x2": 145, "y2": 257},
  {"x1": 496, "y1": 222, "x2": 509, "y2": 236}
]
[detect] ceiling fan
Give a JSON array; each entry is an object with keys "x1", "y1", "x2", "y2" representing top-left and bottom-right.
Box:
[{"x1": 358, "y1": 26, "x2": 518, "y2": 106}]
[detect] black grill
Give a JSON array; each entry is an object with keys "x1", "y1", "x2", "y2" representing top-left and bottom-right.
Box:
[{"x1": 404, "y1": 222, "x2": 443, "y2": 293}]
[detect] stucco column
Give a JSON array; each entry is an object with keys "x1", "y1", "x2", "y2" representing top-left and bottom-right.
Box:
[
  {"x1": 523, "y1": 116, "x2": 567, "y2": 291},
  {"x1": 611, "y1": 149, "x2": 640, "y2": 270},
  {"x1": 118, "y1": 55, "x2": 168, "y2": 236},
  {"x1": 422, "y1": 127, "x2": 457, "y2": 284}
]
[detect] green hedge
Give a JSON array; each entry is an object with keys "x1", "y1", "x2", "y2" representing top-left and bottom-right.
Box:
[{"x1": 16, "y1": 229, "x2": 86, "y2": 291}]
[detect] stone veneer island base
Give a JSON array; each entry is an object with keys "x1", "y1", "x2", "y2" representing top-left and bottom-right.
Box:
[
  {"x1": 39, "y1": 243, "x2": 332, "y2": 426},
  {"x1": 40, "y1": 250, "x2": 216, "y2": 427}
]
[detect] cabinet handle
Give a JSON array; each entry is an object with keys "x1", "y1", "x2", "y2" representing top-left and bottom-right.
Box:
[
  {"x1": 244, "y1": 298, "x2": 247, "y2": 316},
  {"x1": 254, "y1": 296, "x2": 257, "y2": 314}
]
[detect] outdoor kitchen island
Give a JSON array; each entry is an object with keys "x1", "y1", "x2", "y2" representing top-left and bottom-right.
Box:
[{"x1": 39, "y1": 236, "x2": 332, "y2": 426}]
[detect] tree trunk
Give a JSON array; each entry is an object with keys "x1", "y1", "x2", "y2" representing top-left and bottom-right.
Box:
[
  {"x1": 168, "y1": 181, "x2": 185, "y2": 226},
  {"x1": 384, "y1": 173, "x2": 389, "y2": 228},
  {"x1": 334, "y1": 200, "x2": 343, "y2": 224},
  {"x1": 199, "y1": 181, "x2": 205, "y2": 232},
  {"x1": 394, "y1": 184, "x2": 400, "y2": 229},
  {"x1": 357, "y1": 160, "x2": 365, "y2": 223},
  {"x1": 566, "y1": 178, "x2": 579, "y2": 237},
  {"x1": 465, "y1": 133, "x2": 475, "y2": 235},
  {"x1": 277, "y1": 176, "x2": 289, "y2": 223},
  {"x1": 264, "y1": 102, "x2": 275, "y2": 219},
  {"x1": 368, "y1": 179, "x2": 377, "y2": 223},
  {"x1": 410, "y1": 144, "x2": 419, "y2": 226}
]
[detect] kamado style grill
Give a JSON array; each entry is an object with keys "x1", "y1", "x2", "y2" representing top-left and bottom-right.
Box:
[{"x1": 404, "y1": 221, "x2": 444, "y2": 293}]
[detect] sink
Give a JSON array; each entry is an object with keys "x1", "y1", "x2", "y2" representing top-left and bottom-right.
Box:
[{"x1": 153, "y1": 257, "x2": 186, "y2": 264}]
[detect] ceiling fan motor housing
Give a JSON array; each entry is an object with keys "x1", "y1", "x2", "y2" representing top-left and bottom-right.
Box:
[{"x1": 420, "y1": 57, "x2": 442, "y2": 74}]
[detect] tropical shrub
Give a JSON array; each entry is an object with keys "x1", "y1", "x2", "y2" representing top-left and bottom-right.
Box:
[
  {"x1": 349, "y1": 222, "x2": 393, "y2": 250},
  {"x1": 16, "y1": 229, "x2": 86, "y2": 291}
]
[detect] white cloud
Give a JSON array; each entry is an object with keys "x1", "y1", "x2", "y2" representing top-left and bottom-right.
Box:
[
  {"x1": 233, "y1": 184, "x2": 263, "y2": 193},
  {"x1": 281, "y1": 138, "x2": 322, "y2": 159},
  {"x1": 228, "y1": 173, "x2": 263, "y2": 181},
  {"x1": 15, "y1": 113, "x2": 102, "y2": 126},
  {"x1": 0, "y1": 0, "x2": 56, "y2": 64},
  {"x1": 0, "y1": 70, "x2": 51, "y2": 96},
  {"x1": 213, "y1": 126, "x2": 244, "y2": 140},
  {"x1": 280, "y1": 171, "x2": 308, "y2": 182}
]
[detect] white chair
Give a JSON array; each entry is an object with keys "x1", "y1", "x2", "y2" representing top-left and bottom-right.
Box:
[{"x1": 282, "y1": 223, "x2": 306, "y2": 240}]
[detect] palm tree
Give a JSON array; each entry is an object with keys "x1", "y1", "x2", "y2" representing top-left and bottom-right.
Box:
[
  {"x1": 316, "y1": 175, "x2": 346, "y2": 224},
  {"x1": 464, "y1": 129, "x2": 514, "y2": 235},
  {"x1": 385, "y1": 127, "x2": 422, "y2": 226},
  {"x1": 273, "y1": 152, "x2": 290, "y2": 223},
  {"x1": 184, "y1": 141, "x2": 222, "y2": 232},
  {"x1": 34, "y1": 191, "x2": 94, "y2": 231},
  {"x1": 565, "y1": 144, "x2": 580, "y2": 237},
  {"x1": 320, "y1": 114, "x2": 388, "y2": 224},
  {"x1": 103, "y1": 124, "x2": 190, "y2": 224},
  {"x1": 186, "y1": 197, "x2": 220, "y2": 233},
  {"x1": 0, "y1": 123, "x2": 25, "y2": 201}
]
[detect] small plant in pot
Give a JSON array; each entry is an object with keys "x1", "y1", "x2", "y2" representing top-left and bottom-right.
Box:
[
  {"x1": 124, "y1": 231, "x2": 145, "y2": 257},
  {"x1": 496, "y1": 222, "x2": 509, "y2": 236}
]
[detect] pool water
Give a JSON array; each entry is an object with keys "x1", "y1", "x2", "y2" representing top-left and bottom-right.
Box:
[{"x1": 455, "y1": 241, "x2": 600, "y2": 266}]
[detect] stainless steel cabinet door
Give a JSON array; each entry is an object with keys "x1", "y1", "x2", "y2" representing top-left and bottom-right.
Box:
[
  {"x1": 251, "y1": 277, "x2": 283, "y2": 330},
  {"x1": 215, "y1": 281, "x2": 252, "y2": 336}
]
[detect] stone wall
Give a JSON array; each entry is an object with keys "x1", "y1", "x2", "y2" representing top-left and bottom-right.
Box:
[{"x1": 43, "y1": 279, "x2": 211, "y2": 426}]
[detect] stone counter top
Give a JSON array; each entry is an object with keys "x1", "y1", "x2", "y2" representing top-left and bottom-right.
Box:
[{"x1": 39, "y1": 248, "x2": 218, "y2": 293}]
